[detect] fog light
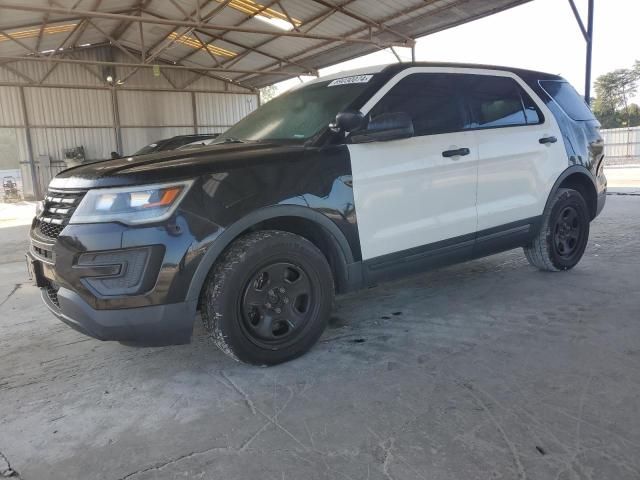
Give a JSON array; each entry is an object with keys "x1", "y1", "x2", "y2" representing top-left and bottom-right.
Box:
[{"x1": 77, "y1": 248, "x2": 151, "y2": 296}]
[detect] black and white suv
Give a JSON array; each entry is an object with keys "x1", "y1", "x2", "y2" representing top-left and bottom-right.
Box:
[{"x1": 27, "y1": 62, "x2": 606, "y2": 365}]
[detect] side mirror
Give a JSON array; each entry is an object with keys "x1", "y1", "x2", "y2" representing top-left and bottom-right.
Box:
[
  {"x1": 350, "y1": 112, "x2": 414, "y2": 144},
  {"x1": 333, "y1": 111, "x2": 365, "y2": 132}
]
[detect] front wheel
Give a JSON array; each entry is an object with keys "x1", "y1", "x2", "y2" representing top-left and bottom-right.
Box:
[
  {"x1": 201, "y1": 230, "x2": 334, "y2": 365},
  {"x1": 524, "y1": 188, "x2": 590, "y2": 271}
]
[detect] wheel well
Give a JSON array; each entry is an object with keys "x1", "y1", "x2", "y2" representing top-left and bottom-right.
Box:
[
  {"x1": 558, "y1": 173, "x2": 598, "y2": 220},
  {"x1": 244, "y1": 216, "x2": 350, "y2": 294}
]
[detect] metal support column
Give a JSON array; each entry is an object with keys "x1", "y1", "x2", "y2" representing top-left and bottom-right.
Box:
[
  {"x1": 584, "y1": 0, "x2": 594, "y2": 104},
  {"x1": 568, "y1": 0, "x2": 595, "y2": 104},
  {"x1": 18, "y1": 86, "x2": 41, "y2": 200},
  {"x1": 110, "y1": 87, "x2": 123, "y2": 155},
  {"x1": 191, "y1": 91, "x2": 198, "y2": 134}
]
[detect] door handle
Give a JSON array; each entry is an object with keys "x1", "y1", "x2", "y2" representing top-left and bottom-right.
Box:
[
  {"x1": 442, "y1": 147, "x2": 470, "y2": 158},
  {"x1": 539, "y1": 136, "x2": 558, "y2": 145}
]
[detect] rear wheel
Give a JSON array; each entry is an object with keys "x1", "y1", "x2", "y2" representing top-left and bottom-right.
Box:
[
  {"x1": 524, "y1": 188, "x2": 590, "y2": 271},
  {"x1": 201, "y1": 230, "x2": 334, "y2": 365}
]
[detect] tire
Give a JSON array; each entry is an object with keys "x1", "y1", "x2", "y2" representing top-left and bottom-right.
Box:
[
  {"x1": 524, "y1": 188, "x2": 590, "y2": 271},
  {"x1": 201, "y1": 230, "x2": 334, "y2": 365}
]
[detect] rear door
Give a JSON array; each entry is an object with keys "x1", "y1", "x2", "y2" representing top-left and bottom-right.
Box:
[
  {"x1": 462, "y1": 73, "x2": 566, "y2": 231},
  {"x1": 348, "y1": 70, "x2": 478, "y2": 261}
]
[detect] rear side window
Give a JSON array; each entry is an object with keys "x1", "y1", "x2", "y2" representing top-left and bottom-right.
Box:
[
  {"x1": 463, "y1": 76, "x2": 542, "y2": 128},
  {"x1": 369, "y1": 73, "x2": 464, "y2": 136},
  {"x1": 540, "y1": 80, "x2": 594, "y2": 121}
]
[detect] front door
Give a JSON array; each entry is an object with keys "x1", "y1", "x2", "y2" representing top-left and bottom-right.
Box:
[{"x1": 348, "y1": 70, "x2": 478, "y2": 261}]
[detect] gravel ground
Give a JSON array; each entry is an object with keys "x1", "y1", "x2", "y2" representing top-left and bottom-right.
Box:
[{"x1": 0, "y1": 195, "x2": 639, "y2": 480}]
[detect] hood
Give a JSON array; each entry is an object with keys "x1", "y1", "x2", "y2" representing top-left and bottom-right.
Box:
[{"x1": 49, "y1": 142, "x2": 306, "y2": 190}]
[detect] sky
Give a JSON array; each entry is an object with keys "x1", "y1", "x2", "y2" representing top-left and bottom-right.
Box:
[{"x1": 273, "y1": 0, "x2": 640, "y2": 102}]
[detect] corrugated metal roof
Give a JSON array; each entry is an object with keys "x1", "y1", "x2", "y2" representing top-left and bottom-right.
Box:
[{"x1": 0, "y1": 0, "x2": 533, "y2": 90}]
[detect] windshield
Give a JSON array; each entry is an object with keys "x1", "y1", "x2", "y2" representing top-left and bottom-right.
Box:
[{"x1": 220, "y1": 76, "x2": 374, "y2": 142}]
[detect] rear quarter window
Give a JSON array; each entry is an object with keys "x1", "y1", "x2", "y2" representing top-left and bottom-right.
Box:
[{"x1": 540, "y1": 80, "x2": 594, "y2": 121}]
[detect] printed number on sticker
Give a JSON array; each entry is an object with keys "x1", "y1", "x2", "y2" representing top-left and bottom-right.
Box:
[{"x1": 328, "y1": 75, "x2": 373, "y2": 87}]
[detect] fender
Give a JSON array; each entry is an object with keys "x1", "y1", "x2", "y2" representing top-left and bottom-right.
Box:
[
  {"x1": 542, "y1": 165, "x2": 597, "y2": 216},
  {"x1": 185, "y1": 204, "x2": 358, "y2": 305}
]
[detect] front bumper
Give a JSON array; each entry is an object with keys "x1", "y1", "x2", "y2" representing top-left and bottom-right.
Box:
[
  {"x1": 41, "y1": 283, "x2": 197, "y2": 345},
  {"x1": 28, "y1": 211, "x2": 219, "y2": 345}
]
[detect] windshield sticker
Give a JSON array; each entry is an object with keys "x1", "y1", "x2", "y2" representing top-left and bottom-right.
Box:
[{"x1": 328, "y1": 75, "x2": 373, "y2": 87}]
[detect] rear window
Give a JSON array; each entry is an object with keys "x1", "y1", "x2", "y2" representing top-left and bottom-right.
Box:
[
  {"x1": 540, "y1": 80, "x2": 594, "y2": 121},
  {"x1": 463, "y1": 75, "x2": 542, "y2": 129}
]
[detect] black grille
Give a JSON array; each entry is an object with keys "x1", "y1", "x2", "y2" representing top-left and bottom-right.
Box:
[
  {"x1": 38, "y1": 222, "x2": 65, "y2": 239},
  {"x1": 36, "y1": 189, "x2": 86, "y2": 239}
]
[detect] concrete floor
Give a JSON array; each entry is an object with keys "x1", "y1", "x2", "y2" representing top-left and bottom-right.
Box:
[{"x1": 1, "y1": 195, "x2": 639, "y2": 480}]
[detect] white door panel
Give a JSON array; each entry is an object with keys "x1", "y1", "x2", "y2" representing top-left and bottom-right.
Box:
[
  {"x1": 349, "y1": 131, "x2": 477, "y2": 261},
  {"x1": 475, "y1": 120, "x2": 565, "y2": 230}
]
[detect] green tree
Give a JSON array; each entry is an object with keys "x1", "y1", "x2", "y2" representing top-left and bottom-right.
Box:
[
  {"x1": 593, "y1": 64, "x2": 640, "y2": 128},
  {"x1": 627, "y1": 103, "x2": 640, "y2": 127},
  {"x1": 260, "y1": 84, "x2": 280, "y2": 104}
]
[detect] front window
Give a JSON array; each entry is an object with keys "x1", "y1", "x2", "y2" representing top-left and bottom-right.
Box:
[
  {"x1": 369, "y1": 73, "x2": 465, "y2": 137},
  {"x1": 220, "y1": 76, "x2": 374, "y2": 142}
]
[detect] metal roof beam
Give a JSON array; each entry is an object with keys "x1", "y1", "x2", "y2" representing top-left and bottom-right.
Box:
[
  {"x1": 35, "y1": 2, "x2": 52, "y2": 52},
  {"x1": 0, "y1": 28, "x2": 39, "y2": 55},
  {"x1": 111, "y1": 43, "x2": 257, "y2": 92},
  {"x1": 192, "y1": 30, "x2": 220, "y2": 67},
  {"x1": 0, "y1": 79, "x2": 253, "y2": 94},
  {"x1": 274, "y1": 0, "x2": 301, "y2": 32},
  {"x1": 143, "y1": 0, "x2": 212, "y2": 59},
  {"x1": 210, "y1": 0, "x2": 357, "y2": 75},
  {"x1": 0, "y1": 3, "x2": 412, "y2": 48},
  {"x1": 117, "y1": 44, "x2": 258, "y2": 91},
  {"x1": 233, "y1": 0, "x2": 476, "y2": 83},
  {"x1": 0, "y1": 9, "x2": 135, "y2": 32},
  {"x1": 156, "y1": 17, "x2": 317, "y2": 75},
  {"x1": 308, "y1": 0, "x2": 414, "y2": 44},
  {"x1": 215, "y1": 0, "x2": 357, "y2": 74},
  {"x1": 567, "y1": 0, "x2": 594, "y2": 103},
  {"x1": 567, "y1": 0, "x2": 589, "y2": 41},
  {"x1": 138, "y1": 16, "x2": 145, "y2": 62},
  {"x1": 86, "y1": 18, "x2": 139, "y2": 63},
  {"x1": 172, "y1": 0, "x2": 278, "y2": 64},
  {"x1": 0, "y1": 54, "x2": 301, "y2": 76},
  {"x1": 110, "y1": 0, "x2": 152, "y2": 40},
  {"x1": 115, "y1": 1, "x2": 217, "y2": 88}
]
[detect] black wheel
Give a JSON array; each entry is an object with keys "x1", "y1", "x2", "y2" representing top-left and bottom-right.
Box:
[
  {"x1": 201, "y1": 230, "x2": 334, "y2": 365},
  {"x1": 524, "y1": 188, "x2": 590, "y2": 271}
]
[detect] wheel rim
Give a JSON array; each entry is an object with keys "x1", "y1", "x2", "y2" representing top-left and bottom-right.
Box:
[
  {"x1": 553, "y1": 206, "x2": 582, "y2": 258},
  {"x1": 240, "y1": 262, "x2": 315, "y2": 347}
]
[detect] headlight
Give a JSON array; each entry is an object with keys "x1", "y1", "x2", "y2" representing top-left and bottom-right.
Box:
[{"x1": 70, "y1": 180, "x2": 193, "y2": 225}]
